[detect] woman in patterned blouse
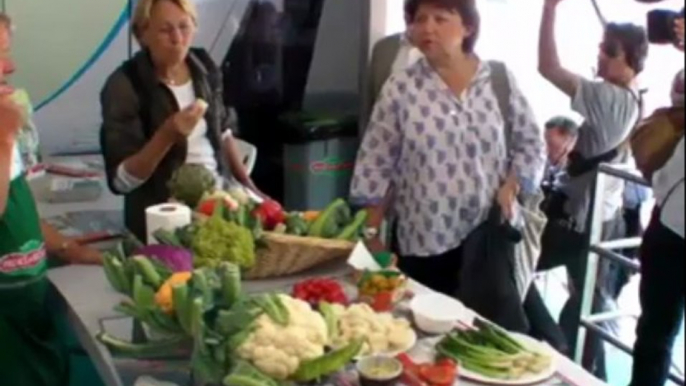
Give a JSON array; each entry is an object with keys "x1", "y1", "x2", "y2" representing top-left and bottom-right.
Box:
[{"x1": 351, "y1": 0, "x2": 546, "y2": 295}]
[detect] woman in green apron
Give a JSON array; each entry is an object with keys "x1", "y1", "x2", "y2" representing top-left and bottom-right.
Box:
[{"x1": 0, "y1": 21, "x2": 69, "y2": 385}]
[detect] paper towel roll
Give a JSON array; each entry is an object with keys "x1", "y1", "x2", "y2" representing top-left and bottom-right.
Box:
[{"x1": 146, "y1": 203, "x2": 192, "y2": 245}]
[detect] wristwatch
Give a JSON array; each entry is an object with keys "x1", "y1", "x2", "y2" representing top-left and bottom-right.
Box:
[{"x1": 363, "y1": 227, "x2": 380, "y2": 240}]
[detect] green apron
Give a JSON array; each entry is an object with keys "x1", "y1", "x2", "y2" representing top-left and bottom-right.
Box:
[{"x1": 0, "y1": 146, "x2": 68, "y2": 386}]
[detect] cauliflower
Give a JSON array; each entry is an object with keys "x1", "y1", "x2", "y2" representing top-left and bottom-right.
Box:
[
  {"x1": 237, "y1": 295, "x2": 328, "y2": 380},
  {"x1": 332, "y1": 304, "x2": 414, "y2": 357}
]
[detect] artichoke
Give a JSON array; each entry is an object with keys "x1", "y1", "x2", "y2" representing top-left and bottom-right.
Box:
[{"x1": 167, "y1": 164, "x2": 217, "y2": 208}]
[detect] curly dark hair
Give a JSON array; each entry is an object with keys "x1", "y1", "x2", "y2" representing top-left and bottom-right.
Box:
[
  {"x1": 404, "y1": 0, "x2": 480, "y2": 54},
  {"x1": 604, "y1": 22, "x2": 649, "y2": 75}
]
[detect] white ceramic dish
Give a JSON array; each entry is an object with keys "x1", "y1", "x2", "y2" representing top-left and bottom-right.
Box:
[{"x1": 410, "y1": 293, "x2": 467, "y2": 334}]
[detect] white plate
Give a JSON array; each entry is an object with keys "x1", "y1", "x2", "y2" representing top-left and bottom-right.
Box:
[{"x1": 458, "y1": 333, "x2": 557, "y2": 385}]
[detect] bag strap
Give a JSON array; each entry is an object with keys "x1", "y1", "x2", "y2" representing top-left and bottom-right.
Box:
[{"x1": 488, "y1": 61, "x2": 513, "y2": 154}]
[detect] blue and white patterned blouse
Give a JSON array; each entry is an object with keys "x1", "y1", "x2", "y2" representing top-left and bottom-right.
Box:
[{"x1": 351, "y1": 59, "x2": 546, "y2": 257}]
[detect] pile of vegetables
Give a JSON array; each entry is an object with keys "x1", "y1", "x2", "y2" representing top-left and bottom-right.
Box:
[
  {"x1": 292, "y1": 278, "x2": 349, "y2": 306},
  {"x1": 99, "y1": 250, "x2": 363, "y2": 386},
  {"x1": 436, "y1": 319, "x2": 553, "y2": 381},
  {"x1": 398, "y1": 354, "x2": 459, "y2": 386},
  {"x1": 323, "y1": 303, "x2": 415, "y2": 357}
]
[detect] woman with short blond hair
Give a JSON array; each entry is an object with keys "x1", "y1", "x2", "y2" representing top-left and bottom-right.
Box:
[{"x1": 101, "y1": 0, "x2": 264, "y2": 240}]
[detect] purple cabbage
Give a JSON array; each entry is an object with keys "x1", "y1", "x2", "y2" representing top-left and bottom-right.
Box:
[{"x1": 136, "y1": 245, "x2": 193, "y2": 272}]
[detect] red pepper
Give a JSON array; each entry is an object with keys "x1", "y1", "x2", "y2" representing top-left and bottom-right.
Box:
[
  {"x1": 253, "y1": 200, "x2": 286, "y2": 230},
  {"x1": 419, "y1": 364, "x2": 457, "y2": 386}
]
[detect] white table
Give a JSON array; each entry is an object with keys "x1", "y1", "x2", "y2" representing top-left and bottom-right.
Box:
[
  {"x1": 38, "y1": 156, "x2": 607, "y2": 386},
  {"x1": 48, "y1": 265, "x2": 607, "y2": 386}
]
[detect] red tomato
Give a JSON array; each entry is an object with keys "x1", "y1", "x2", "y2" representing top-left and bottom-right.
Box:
[{"x1": 419, "y1": 364, "x2": 457, "y2": 386}]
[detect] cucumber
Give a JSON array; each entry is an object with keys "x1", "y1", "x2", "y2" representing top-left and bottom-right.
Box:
[{"x1": 335, "y1": 210, "x2": 368, "y2": 241}]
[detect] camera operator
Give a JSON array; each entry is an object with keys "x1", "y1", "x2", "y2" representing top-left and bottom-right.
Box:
[
  {"x1": 631, "y1": 12, "x2": 684, "y2": 386},
  {"x1": 536, "y1": 0, "x2": 648, "y2": 378}
]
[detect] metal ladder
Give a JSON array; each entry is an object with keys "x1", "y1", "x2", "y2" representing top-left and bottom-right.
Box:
[{"x1": 576, "y1": 163, "x2": 685, "y2": 386}]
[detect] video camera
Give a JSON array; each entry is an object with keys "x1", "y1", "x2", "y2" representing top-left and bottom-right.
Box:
[{"x1": 647, "y1": 7, "x2": 684, "y2": 44}]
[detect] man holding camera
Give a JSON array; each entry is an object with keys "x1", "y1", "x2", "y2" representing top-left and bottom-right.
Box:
[
  {"x1": 631, "y1": 11, "x2": 684, "y2": 386},
  {"x1": 537, "y1": 0, "x2": 648, "y2": 378}
]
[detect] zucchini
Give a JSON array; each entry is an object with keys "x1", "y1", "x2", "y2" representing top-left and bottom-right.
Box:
[
  {"x1": 307, "y1": 199, "x2": 348, "y2": 238},
  {"x1": 335, "y1": 210, "x2": 368, "y2": 241}
]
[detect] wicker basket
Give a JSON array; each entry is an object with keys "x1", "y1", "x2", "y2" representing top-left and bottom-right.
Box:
[{"x1": 243, "y1": 232, "x2": 355, "y2": 280}]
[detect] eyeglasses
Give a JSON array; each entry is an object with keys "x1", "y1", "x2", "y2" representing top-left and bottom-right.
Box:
[{"x1": 156, "y1": 22, "x2": 194, "y2": 39}]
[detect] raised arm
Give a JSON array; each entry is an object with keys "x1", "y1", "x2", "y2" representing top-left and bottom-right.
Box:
[
  {"x1": 538, "y1": 0, "x2": 582, "y2": 98},
  {"x1": 100, "y1": 71, "x2": 202, "y2": 194}
]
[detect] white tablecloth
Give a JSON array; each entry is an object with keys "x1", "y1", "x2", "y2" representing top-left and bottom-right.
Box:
[{"x1": 48, "y1": 266, "x2": 607, "y2": 386}]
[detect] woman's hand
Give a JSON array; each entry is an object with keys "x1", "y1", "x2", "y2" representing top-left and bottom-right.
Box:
[
  {"x1": 497, "y1": 177, "x2": 520, "y2": 221},
  {"x1": 0, "y1": 97, "x2": 23, "y2": 146},
  {"x1": 163, "y1": 102, "x2": 207, "y2": 141},
  {"x1": 63, "y1": 243, "x2": 103, "y2": 266},
  {"x1": 366, "y1": 236, "x2": 388, "y2": 255}
]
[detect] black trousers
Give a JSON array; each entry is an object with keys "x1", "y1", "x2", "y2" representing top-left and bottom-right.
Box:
[
  {"x1": 525, "y1": 212, "x2": 626, "y2": 380},
  {"x1": 630, "y1": 208, "x2": 685, "y2": 386}
]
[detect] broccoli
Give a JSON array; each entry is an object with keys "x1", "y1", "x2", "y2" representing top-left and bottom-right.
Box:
[{"x1": 192, "y1": 216, "x2": 256, "y2": 269}]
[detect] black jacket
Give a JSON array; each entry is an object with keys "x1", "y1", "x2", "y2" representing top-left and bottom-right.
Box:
[{"x1": 100, "y1": 48, "x2": 230, "y2": 241}]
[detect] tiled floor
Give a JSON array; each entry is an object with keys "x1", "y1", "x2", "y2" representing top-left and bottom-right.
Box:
[{"x1": 539, "y1": 269, "x2": 685, "y2": 386}]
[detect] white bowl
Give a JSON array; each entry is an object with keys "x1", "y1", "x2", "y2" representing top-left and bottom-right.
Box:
[{"x1": 410, "y1": 293, "x2": 466, "y2": 335}]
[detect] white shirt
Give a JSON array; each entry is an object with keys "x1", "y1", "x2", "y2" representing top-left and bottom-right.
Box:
[
  {"x1": 169, "y1": 82, "x2": 218, "y2": 175},
  {"x1": 653, "y1": 138, "x2": 685, "y2": 239},
  {"x1": 114, "y1": 81, "x2": 223, "y2": 193}
]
